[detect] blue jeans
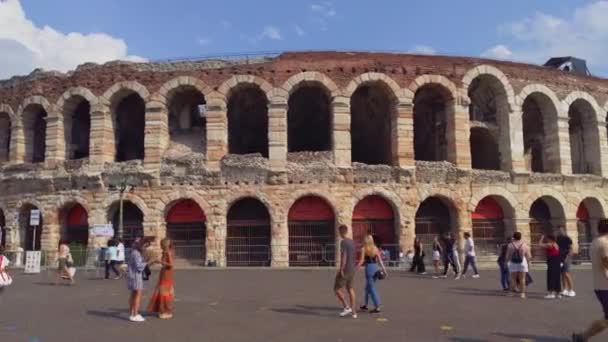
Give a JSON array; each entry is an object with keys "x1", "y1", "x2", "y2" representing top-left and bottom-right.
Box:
[
  {"x1": 499, "y1": 263, "x2": 509, "y2": 289},
  {"x1": 364, "y1": 263, "x2": 381, "y2": 308},
  {"x1": 462, "y1": 255, "x2": 478, "y2": 275}
]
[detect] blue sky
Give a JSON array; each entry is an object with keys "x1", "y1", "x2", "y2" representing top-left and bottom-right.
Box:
[{"x1": 2, "y1": 0, "x2": 608, "y2": 78}]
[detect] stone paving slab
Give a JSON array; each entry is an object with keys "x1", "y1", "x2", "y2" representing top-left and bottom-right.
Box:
[{"x1": 0, "y1": 268, "x2": 599, "y2": 342}]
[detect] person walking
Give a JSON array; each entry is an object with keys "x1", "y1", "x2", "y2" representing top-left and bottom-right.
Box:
[
  {"x1": 432, "y1": 236, "x2": 443, "y2": 276},
  {"x1": 358, "y1": 234, "x2": 388, "y2": 313},
  {"x1": 127, "y1": 240, "x2": 147, "y2": 322},
  {"x1": 334, "y1": 224, "x2": 357, "y2": 319},
  {"x1": 116, "y1": 238, "x2": 126, "y2": 275},
  {"x1": 572, "y1": 221, "x2": 608, "y2": 341},
  {"x1": 0, "y1": 246, "x2": 12, "y2": 292},
  {"x1": 506, "y1": 232, "x2": 531, "y2": 299},
  {"x1": 439, "y1": 233, "x2": 459, "y2": 279},
  {"x1": 538, "y1": 234, "x2": 562, "y2": 299},
  {"x1": 557, "y1": 227, "x2": 575, "y2": 297},
  {"x1": 147, "y1": 238, "x2": 175, "y2": 319},
  {"x1": 55, "y1": 239, "x2": 74, "y2": 285},
  {"x1": 105, "y1": 239, "x2": 121, "y2": 280},
  {"x1": 409, "y1": 237, "x2": 426, "y2": 274},
  {"x1": 497, "y1": 238, "x2": 511, "y2": 291},
  {"x1": 462, "y1": 232, "x2": 480, "y2": 278}
]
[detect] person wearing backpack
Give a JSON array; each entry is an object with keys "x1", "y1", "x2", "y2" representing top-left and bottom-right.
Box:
[{"x1": 506, "y1": 232, "x2": 531, "y2": 298}]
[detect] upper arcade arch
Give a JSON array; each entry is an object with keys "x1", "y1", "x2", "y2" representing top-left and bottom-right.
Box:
[{"x1": 565, "y1": 96, "x2": 602, "y2": 175}]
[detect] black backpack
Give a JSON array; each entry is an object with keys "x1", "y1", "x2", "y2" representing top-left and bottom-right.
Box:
[{"x1": 510, "y1": 243, "x2": 523, "y2": 264}]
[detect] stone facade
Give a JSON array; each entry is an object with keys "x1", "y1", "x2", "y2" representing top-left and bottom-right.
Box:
[{"x1": 0, "y1": 52, "x2": 607, "y2": 267}]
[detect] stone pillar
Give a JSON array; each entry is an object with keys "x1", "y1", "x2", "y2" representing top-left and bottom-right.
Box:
[
  {"x1": 143, "y1": 100, "x2": 167, "y2": 171},
  {"x1": 271, "y1": 216, "x2": 289, "y2": 267},
  {"x1": 268, "y1": 98, "x2": 287, "y2": 170},
  {"x1": 555, "y1": 116, "x2": 572, "y2": 174},
  {"x1": 89, "y1": 104, "x2": 114, "y2": 164},
  {"x1": 449, "y1": 100, "x2": 472, "y2": 168},
  {"x1": 597, "y1": 118, "x2": 608, "y2": 178},
  {"x1": 332, "y1": 96, "x2": 351, "y2": 167},
  {"x1": 396, "y1": 101, "x2": 414, "y2": 168},
  {"x1": 44, "y1": 112, "x2": 64, "y2": 166},
  {"x1": 398, "y1": 205, "x2": 415, "y2": 254},
  {"x1": 507, "y1": 110, "x2": 527, "y2": 172},
  {"x1": 514, "y1": 219, "x2": 532, "y2": 245},
  {"x1": 205, "y1": 97, "x2": 227, "y2": 171},
  {"x1": 565, "y1": 219, "x2": 580, "y2": 254},
  {"x1": 10, "y1": 120, "x2": 25, "y2": 163}
]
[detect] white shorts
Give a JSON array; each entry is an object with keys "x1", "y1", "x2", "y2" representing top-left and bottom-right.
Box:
[
  {"x1": 432, "y1": 251, "x2": 441, "y2": 261},
  {"x1": 508, "y1": 259, "x2": 528, "y2": 273}
]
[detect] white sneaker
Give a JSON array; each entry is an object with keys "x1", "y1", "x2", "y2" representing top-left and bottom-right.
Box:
[
  {"x1": 568, "y1": 290, "x2": 576, "y2": 297},
  {"x1": 129, "y1": 315, "x2": 145, "y2": 322},
  {"x1": 561, "y1": 290, "x2": 569, "y2": 296},
  {"x1": 544, "y1": 293, "x2": 556, "y2": 299},
  {"x1": 339, "y1": 307, "x2": 353, "y2": 317},
  {"x1": 352, "y1": 313, "x2": 358, "y2": 319},
  {"x1": 455, "y1": 274, "x2": 461, "y2": 280},
  {"x1": 472, "y1": 274, "x2": 480, "y2": 279}
]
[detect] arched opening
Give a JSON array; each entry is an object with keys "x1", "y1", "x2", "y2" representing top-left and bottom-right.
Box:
[
  {"x1": 60, "y1": 203, "x2": 89, "y2": 248},
  {"x1": 350, "y1": 83, "x2": 396, "y2": 165},
  {"x1": 0, "y1": 113, "x2": 10, "y2": 163},
  {"x1": 166, "y1": 199, "x2": 206, "y2": 260},
  {"x1": 19, "y1": 204, "x2": 42, "y2": 251},
  {"x1": 287, "y1": 85, "x2": 331, "y2": 152},
  {"x1": 470, "y1": 127, "x2": 500, "y2": 170},
  {"x1": 415, "y1": 197, "x2": 454, "y2": 256},
  {"x1": 529, "y1": 197, "x2": 565, "y2": 260},
  {"x1": 352, "y1": 195, "x2": 396, "y2": 260},
  {"x1": 227, "y1": 85, "x2": 268, "y2": 157},
  {"x1": 108, "y1": 201, "x2": 144, "y2": 248},
  {"x1": 226, "y1": 197, "x2": 271, "y2": 266},
  {"x1": 288, "y1": 196, "x2": 335, "y2": 266},
  {"x1": 568, "y1": 99, "x2": 601, "y2": 175},
  {"x1": 113, "y1": 93, "x2": 145, "y2": 162},
  {"x1": 63, "y1": 97, "x2": 91, "y2": 160},
  {"x1": 167, "y1": 87, "x2": 206, "y2": 155},
  {"x1": 414, "y1": 84, "x2": 450, "y2": 162},
  {"x1": 522, "y1": 93, "x2": 559, "y2": 173},
  {"x1": 0, "y1": 210, "x2": 6, "y2": 249},
  {"x1": 577, "y1": 198, "x2": 605, "y2": 258},
  {"x1": 471, "y1": 196, "x2": 512, "y2": 256},
  {"x1": 22, "y1": 104, "x2": 47, "y2": 163}
]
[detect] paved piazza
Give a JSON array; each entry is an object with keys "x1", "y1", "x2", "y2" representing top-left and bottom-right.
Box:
[{"x1": 0, "y1": 267, "x2": 598, "y2": 342}]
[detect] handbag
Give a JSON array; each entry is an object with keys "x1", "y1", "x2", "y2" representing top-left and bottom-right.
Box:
[{"x1": 374, "y1": 270, "x2": 387, "y2": 280}]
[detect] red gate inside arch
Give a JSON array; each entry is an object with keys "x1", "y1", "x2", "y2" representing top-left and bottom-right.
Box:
[
  {"x1": 65, "y1": 204, "x2": 89, "y2": 247},
  {"x1": 352, "y1": 195, "x2": 396, "y2": 260},
  {"x1": 166, "y1": 199, "x2": 206, "y2": 261},
  {"x1": 471, "y1": 197, "x2": 505, "y2": 256},
  {"x1": 288, "y1": 196, "x2": 334, "y2": 266}
]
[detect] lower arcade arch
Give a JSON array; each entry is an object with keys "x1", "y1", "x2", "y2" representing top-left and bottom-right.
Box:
[
  {"x1": 288, "y1": 196, "x2": 335, "y2": 266},
  {"x1": 226, "y1": 197, "x2": 271, "y2": 266}
]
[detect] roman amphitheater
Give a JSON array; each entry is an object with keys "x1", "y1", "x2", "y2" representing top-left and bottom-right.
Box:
[{"x1": 0, "y1": 51, "x2": 606, "y2": 267}]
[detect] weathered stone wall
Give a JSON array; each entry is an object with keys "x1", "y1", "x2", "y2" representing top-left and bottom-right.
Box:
[{"x1": 0, "y1": 52, "x2": 607, "y2": 267}]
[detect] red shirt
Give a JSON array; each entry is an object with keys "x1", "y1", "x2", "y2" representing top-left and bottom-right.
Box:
[{"x1": 546, "y1": 245, "x2": 559, "y2": 257}]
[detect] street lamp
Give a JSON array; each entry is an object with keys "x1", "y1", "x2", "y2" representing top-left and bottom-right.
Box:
[{"x1": 107, "y1": 174, "x2": 139, "y2": 239}]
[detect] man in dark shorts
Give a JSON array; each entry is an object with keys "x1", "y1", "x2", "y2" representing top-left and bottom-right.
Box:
[
  {"x1": 557, "y1": 226, "x2": 575, "y2": 297},
  {"x1": 334, "y1": 224, "x2": 357, "y2": 319},
  {"x1": 572, "y1": 221, "x2": 608, "y2": 341}
]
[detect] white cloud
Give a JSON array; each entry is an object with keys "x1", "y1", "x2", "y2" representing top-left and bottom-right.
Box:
[
  {"x1": 484, "y1": 1, "x2": 608, "y2": 74},
  {"x1": 261, "y1": 25, "x2": 282, "y2": 40},
  {"x1": 197, "y1": 37, "x2": 212, "y2": 46},
  {"x1": 311, "y1": 2, "x2": 336, "y2": 17},
  {"x1": 0, "y1": 0, "x2": 144, "y2": 79},
  {"x1": 411, "y1": 45, "x2": 436, "y2": 55},
  {"x1": 481, "y1": 45, "x2": 513, "y2": 60},
  {"x1": 294, "y1": 25, "x2": 306, "y2": 37}
]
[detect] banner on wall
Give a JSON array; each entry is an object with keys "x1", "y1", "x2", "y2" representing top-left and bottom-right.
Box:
[{"x1": 90, "y1": 224, "x2": 114, "y2": 237}]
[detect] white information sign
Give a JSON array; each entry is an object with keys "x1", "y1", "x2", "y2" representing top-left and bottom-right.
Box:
[
  {"x1": 29, "y1": 209, "x2": 41, "y2": 226},
  {"x1": 91, "y1": 224, "x2": 114, "y2": 237},
  {"x1": 24, "y1": 251, "x2": 41, "y2": 274}
]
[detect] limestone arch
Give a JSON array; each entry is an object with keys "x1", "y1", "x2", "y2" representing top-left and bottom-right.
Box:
[
  {"x1": 158, "y1": 76, "x2": 214, "y2": 105},
  {"x1": 409, "y1": 75, "x2": 458, "y2": 101},
  {"x1": 462, "y1": 65, "x2": 516, "y2": 111},
  {"x1": 56, "y1": 87, "x2": 98, "y2": 117},
  {"x1": 217, "y1": 75, "x2": 273, "y2": 102},
  {"x1": 0, "y1": 104, "x2": 14, "y2": 163},
  {"x1": 17, "y1": 95, "x2": 54, "y2": 117},
  {"x1": 563, "y1": 94, "x2": 602, "y2": 175},
  {"x1": 281, "y1": 71, "x2": 340, "y2": 98},
  {"x1": 563, "y1": 91, "x2": 602, "y2": 123},
  {"x1": 225, "y1": 192, "x2": 277, "y2": 225},
  {"x1": 285, "y1": 190, "x2": 339, "y2": 221},
  {"x1": 0, "y1": 104, "x2": 16, "y2": 121},
  {"x1": 103, "y1": 193, "x2": 150, "y2": 222},
  {"x1": 101, "y1": 81, "x2": 150, "y2": 107},
  {"x1": 469, "y1": 187, "x2": 519, "y2": 215},
  {"x1": 517, "y1": 84, "x2": 563, "y2": 115},
  {"x1": 344, "y1": 72, "x2": 403, "y2": 100},
  {"x1": 159, "y1": 191, "x2": 211, "y2": 222}
]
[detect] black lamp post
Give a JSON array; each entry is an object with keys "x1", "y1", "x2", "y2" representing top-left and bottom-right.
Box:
[{"x1": 108, "y1": 174, "x2": 138, "y2": 239}]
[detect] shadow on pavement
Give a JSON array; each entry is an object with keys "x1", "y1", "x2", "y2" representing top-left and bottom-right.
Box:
[
  {"x1": 492, "y1": 332, "x2": 569, "y2": 342},
  {"x1": 294, "y1": 305, "x2": 337, "y2": 312},
  {"x1": 447, "y1": 287, "x2": 545, "y2": 300},
  {"x1": 86, "y1": 308, "x2": 127, "y2": 321},
  {"x1": 271, "y1": 305, "x2": 341, "y2": 317},
  {"x1": 448, "y1": 338, "x2": 488, "y2": 342}
]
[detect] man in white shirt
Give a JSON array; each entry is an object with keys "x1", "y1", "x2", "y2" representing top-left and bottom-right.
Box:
[
  {"x1": 573, "y1": 221, "x2": 608, "y2": 341},
  {"x1": 461, "y1": 232, "x2": 480, "y2": 278}
]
